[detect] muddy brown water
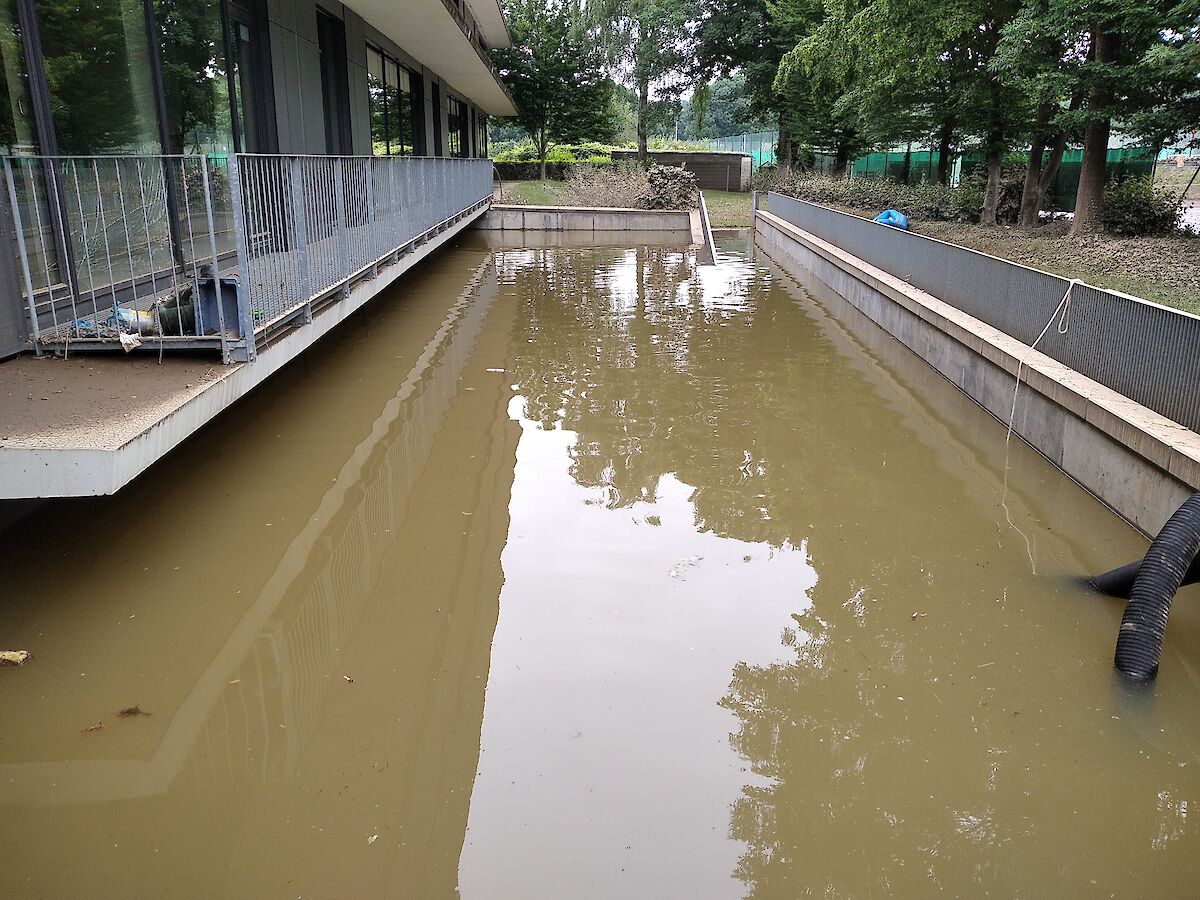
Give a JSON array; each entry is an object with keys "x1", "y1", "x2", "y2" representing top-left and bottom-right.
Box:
[{"x1": 1, "y1": 231, "x2": 1198, "y2": 897}]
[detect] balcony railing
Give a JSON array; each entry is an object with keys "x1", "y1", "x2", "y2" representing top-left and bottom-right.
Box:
[{"x1": 2, "y1": 154, "x2": 493, "y2": 363}]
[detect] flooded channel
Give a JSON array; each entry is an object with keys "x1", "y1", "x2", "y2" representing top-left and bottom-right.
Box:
[{"x1": 2, "y1": 232, "x2": 1199, "y2": 896}]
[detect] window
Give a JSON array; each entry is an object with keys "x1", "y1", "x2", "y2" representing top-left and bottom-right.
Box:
[
  {"x1": 366, "y1": 45, "x2": 415, "y2": 156},
  {"x1": 446, "y1": 95, "x2": 467, "y2": 158},
  {"x1": 154, "y1": 0, "x2": 234, "y2": 154},
  {"x1": 38, "y1": 0, "x2": 161, "y2": 154},
  {"x1": 316, "y1": 9, "x2": 350, "y2": 154},
  {"x1": 475, "y1": 112, "x2": 487, "y2": 157}
]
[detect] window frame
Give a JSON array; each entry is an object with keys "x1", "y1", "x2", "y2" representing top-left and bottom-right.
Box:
[{"x1": 365, "y1": 42, "x2": 416, "y2": 157}]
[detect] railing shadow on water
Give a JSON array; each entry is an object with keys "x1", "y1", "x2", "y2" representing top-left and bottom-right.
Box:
[{"x1": 2, "y1": 154, "x2": 493, "y2": 364}]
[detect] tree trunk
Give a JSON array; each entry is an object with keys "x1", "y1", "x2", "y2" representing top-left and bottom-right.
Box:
[
  {"x1": 636, "y1": 77, "x2": 649, "y2": 164},
  {"x1": 832, "y1": 139, "x2": 851, "y2": 178},
  {"x1": 936, "y1": 119, "x2": 954, "y2": 185},
  {"x1": 1072, "y1": 29, "x2": 1117, "y2": 235},
  {"x1": 980, "y1": 146, "x2": 1003, "y2": 225},
  {"x1": 538, "y1": 127, "x2": 548, "y2": 181},
  {"x1": 901, "y1": 141, "x2": 912, "y2": 184},
  {"x1": 1019, "y1": 104, "x2": 1053, "y2": 226}
]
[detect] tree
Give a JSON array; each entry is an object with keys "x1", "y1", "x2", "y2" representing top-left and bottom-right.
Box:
[
  {"x1": 997, "y1": 0, "x2": 1197, "y2": 233},
  {"x1": 773, "y1": 0, "x2": 868, "y2": 175},
  {"x1": 692, "y1": 0, "x2": 790, "y2": 147},
  {"x1": 588, "y1": 0, "x2": 692, "y2": 160},
  {"x1": 681, "y1": 76, "x2": 773, "y2": 139},
  {"x1": 490, "y1": 0, "x2": 616, "y2": 179}
]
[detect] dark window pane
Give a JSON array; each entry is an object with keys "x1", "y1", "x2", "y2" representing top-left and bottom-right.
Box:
[
  {"x1": 154, "y1": 0, "x2": 233, "y2": 154},
  {"x1": 36, "y1": 0, "x2": 161, "y2": 154},
  {"x1": 367, "y1": 46, "x2": 387, "y2": 156},
  {"x1": 0, "y1": 0, "x2": 37, "y2": 154}
]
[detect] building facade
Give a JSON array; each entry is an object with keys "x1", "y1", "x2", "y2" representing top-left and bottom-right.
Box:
[{"x1": 0, "y1": 0, "x2": 514, "y2": 161}]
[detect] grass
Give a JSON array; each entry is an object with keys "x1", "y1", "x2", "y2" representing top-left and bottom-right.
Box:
[
  {"x1": 495, "y1": 180, "x2": 567, "y2": 205},
  {"x1": 702, "y1": 190, "x2": 753, "y2": 227},
  {"x1": 495, "y1": 181, "x2": 758, "y2": 226}
]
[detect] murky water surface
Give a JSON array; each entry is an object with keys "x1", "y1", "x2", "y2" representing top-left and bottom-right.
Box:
[{"x1": 3, "y1": 233, "x2": 1199, "y2": 897}]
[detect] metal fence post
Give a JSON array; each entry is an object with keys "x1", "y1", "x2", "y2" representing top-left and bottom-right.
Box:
[
  {"x1": 288, "y1": 156, "x2": 312, "y2": 317},
  {"x1": 333, "y1": 157, "x2": 350, "y2": 290},
  {"x1": 227, "y1": 153, "x2": 257, "y2": 361},
  {"x1": 3, "y1": 157, "x2": 42, "y2": 352},
  {"x1": 198, "y1": 155, "x2": 231, "y2": 363}
]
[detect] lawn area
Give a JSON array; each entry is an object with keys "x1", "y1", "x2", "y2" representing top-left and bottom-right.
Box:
[
  {"x1": 701, "y1": 190, "x2": 752, "y2": 227},
  {"x1": 495, "y1": 179, "x2": 567, "y2": 205}
]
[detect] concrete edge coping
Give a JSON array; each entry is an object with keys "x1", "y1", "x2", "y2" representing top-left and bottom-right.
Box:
[
  {"x1": 490, "y1": 203, "x2": 694, "y2": 215},
  {"x1": 756, "y1": 208, "x2": 1200, "y2": 489}
]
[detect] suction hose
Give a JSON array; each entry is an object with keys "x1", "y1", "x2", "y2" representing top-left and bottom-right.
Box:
[
  {"x1": 1114, "y1": 492, "x2": 1200, "y2": 681},
  {"x1": 1091, "y1": 556, "x2": 1200, "y2": 598}
]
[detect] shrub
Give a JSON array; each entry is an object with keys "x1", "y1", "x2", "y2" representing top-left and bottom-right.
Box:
[
  {"x1": 754, "y1": 169, "x2": 992, "y2": 223},
  {"x1": 561, "y1": 163, "x2": 698, "y2": 210},
  {"x1": 640, "y1": 164, "x2": 698, "y2": 210},
  {"x1": 1101, "y1": 176, "x2": 1181, "y2": 236}
]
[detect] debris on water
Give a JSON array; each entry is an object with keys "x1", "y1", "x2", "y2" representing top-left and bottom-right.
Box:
[
  {"x1": 118, "y1": 705, "x2": 150, "y2": 717},
  {"x1": 81, "y1": 721, "x2": 105, "y2": 733},
  {"x1": 367, "y1": 834, "x2": 379, "y2": 845},
  {"x1": 343, "y1": 675, "x2": 355, "y2": 683},
  {"x1": 667, "y1": 555, "x2": 703, "y2": 578},
  {"x1": 0, "y1": 650, "x2": 32, "y2": 666},
  {"x1": 910, "y1": 612, "x2": 927, "y2": 620},
  {"x1": 486, "y1": 367, "x2": 505, "y2": 373}
]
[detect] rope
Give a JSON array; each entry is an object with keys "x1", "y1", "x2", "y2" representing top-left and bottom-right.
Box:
[{"x1": 1000, "y1": 278, "x2": 1080, "y2": 575}]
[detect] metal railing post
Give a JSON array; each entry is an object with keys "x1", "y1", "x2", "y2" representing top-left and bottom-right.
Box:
[
  {"x1": 333, "y1": 157, "x2": 350, "y2": 290},
  {"x1": 288, "y1": 155, "x2": 312, "y2": 315},
  {"x1": 198, "y1": 155, "x2": 230, "y2": 362},
  {"x1": 4, "y1": 157, "x2": 42, "y2": 352},
  {"x1": 227, "y1": 153, "x2": 257, "y2": 361}
]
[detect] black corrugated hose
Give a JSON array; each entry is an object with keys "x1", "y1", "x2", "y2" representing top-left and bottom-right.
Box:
[
  {"x1": 1091, "y1": 557, "x2": 1200, "y2": 598},
  {"x1": 1114, "y1": 492, "x2": 1200, "y2": 681}
]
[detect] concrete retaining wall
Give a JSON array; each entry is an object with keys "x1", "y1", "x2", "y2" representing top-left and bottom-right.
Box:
[
  {"x1": 475, "y1": 205, "x2": 693, "y2": 232},
  {"x1": 755, "y1": 208, "x2": 1200, "y2": 538}
]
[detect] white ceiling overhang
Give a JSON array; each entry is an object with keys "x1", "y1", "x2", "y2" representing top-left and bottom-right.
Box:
[{"x1": 344, "y1": 0, "x2": 517, "y2": 117}]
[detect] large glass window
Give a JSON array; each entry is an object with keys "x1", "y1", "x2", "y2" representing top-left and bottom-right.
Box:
[
  {"x1": 153, "y1": 0, "x2": 233, "y2": 154},
  {"x1": 366, "y1": 44, "x2": 414, "y2": 156},
  {"x1": 37, "y1": 0, "x2": 161, "y2": 154},
  {"x1": 0, "y1": 0, "x2": 37, "y2": 155},
  {"x1": 446, "y1": 95, "x2": 467, "y2": 158},
  {"x1": 475, "y1": 111, "x2": 487, "y2": 157}
]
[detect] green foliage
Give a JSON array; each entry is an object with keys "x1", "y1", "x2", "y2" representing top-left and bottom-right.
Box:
[
  {"x1": 680, "y1": 76, "x2": 773, "y2": 139},
  {"x1": 758, "y1": 170, "x2": 987, "y2": 222},
  {"x1": 492, "y1": 139, "x2": 616, "y2": 163},
  {"x1": 490, "y1": 0, "x2": 616, "y2": 170},
  {"x1": 586, "y1": 0, "x2": 692, "y2": 154},
  {"x1": 1101, "y1": 176, "x2": 1182, "y2": 236}
]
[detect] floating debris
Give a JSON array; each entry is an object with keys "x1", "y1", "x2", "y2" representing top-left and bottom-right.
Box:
[
  {"x1": 117, "y1": 705, "x2": 151, "y2": 717},
  {"x1": 81, "y1": 721, "x2": 105, "y2": 733},
  {"x1": 367, "y1": 834, "x2": 379, "y2": 845},
  {"x1": 343, "y1": 675, "x2": 355, "y2": 683},
  {"x1": 0, "y1": 650, "x2": 32, "y2": 666}
]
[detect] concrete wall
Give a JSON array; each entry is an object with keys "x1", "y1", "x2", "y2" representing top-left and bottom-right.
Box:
[
  {"x1": 476, "y1": 205, "x2": 693, "y2": 232},
  {"x1": 610, "y1": 151, "x2": 751, "y2": 191},
  {"x1": 754, "y1": 208, "x2": 1200, "y2": 538}
]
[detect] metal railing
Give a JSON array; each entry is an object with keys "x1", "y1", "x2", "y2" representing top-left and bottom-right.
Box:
[
  {"x1": 2, "y1": 153, "x2": 493, "y2": 362},
  {"x1": 765, "y1": 192, "x2": 1200, "y2": 433},
  {"x1": 231, "y1": 155, "x2": 492, "y2": 349},
  {"x1": 3, "y1": 154, "x2": 239, "y2": 357}
]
